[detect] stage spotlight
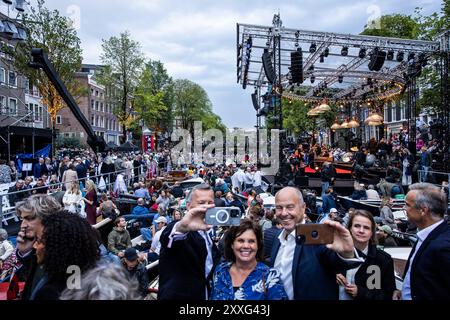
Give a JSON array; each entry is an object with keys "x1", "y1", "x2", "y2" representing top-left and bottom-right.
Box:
[
  {"x1": 396, "y1": 51, "x2": 404, "y2": 62},
  {"x1": 323, "y1": 47, "x2": 329, "y2": 57},
  {"x1": 358, "y1": 48, "x2": 366, "y2": 58},
  {"x1": 319, "y1": 54, "x2": 324, "y2": 63},
  {"x1": 338, "y1": 75, "x2": 343, "y2": 83},
  {"x1": 308, "y1": 65, "x2": 314, "y2": 71},
  {"x1": 309, "y1": 42, "x2": 316, "y2": 53},
  {"x1": 386, "y1": 50, "x2": 394, "y2": 60},
  {"x1": 408, "y1": 52, "x2": 415, "y2": 62},
  {"x1": 310, "y1": 75, "x2": 315, "y2": 83},
  {"x1": 341, "y1": 46, "x2": 348, "y2": 56}
]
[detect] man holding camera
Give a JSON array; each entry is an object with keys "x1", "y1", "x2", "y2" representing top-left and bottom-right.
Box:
[
  {"x1": 270, "y1": 186, "x2": 362, "y2": 300},
  {"x1": 158, "y1": 183, "x2": 221, "y2": 300}
]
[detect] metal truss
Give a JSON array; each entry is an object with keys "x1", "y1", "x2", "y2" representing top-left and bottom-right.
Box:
[{"x1": 237, "y1": 21, "x2": 443, "y2": 102}]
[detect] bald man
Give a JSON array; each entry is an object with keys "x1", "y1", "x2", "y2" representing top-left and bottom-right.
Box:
[{"x1": 269, "y1": 186, "x2": 362, "y2": 300}]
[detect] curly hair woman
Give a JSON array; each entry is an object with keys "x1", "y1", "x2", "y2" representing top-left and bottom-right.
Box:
[{"x1": 30, "y1": 210, "x2": 100, "y2": 300}]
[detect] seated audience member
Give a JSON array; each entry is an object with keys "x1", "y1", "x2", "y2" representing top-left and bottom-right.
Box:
[
  {"x1": 132, "y1": 198, "x2": 150, "y2": 215},
  {"x1": 366, "y1": 185, "x2": 380, "y2": 200},
  {"x1": 134, "y1": 183, "x2": 151, "y2": 200},
  {"x1": 0, "y1": 228, "x2": 16, "y2": 280},
  {"x1": 377, "y1": 225, "x2": 398, "y2": 247},
  {"x1": 319, "y1": 208, "x2": 339, "y2": 224},
  {"x1": 171, "y1": 181, "x2": 184, "y2": 198},
  {"x1": 97, "y1": 193, "x2": 118, "y2": 220},
  {"x1": 214, "y1": 190, "x2": 226, "y2": 207},
  {"x1": 210, "y1": 219, "x2": 288, "y2": 300},
  {"x1": 147, "y1": 216, "x2": 168, "y2": 262},
  {"x1": 351, "y1": 184, "x2": 368, "y2": 200},
  {"x1": 63, "y1": 181, "x2": 85, "y2": 218},
  {"x1": 321, "y1": 187, "x2": 337, "y2": 213},
  {"x1": 32, "y1": 178, "x2": 48, "y2": 195},
  {"x1": 107, "y1": 217, "x2": 132, "y2": 258},
  {"x1": 8, "y1": 180, "x2": 26, "y2": 206},
  {"x1": 336, "y1": 210, "x2": 396, "y2": 300},
  {"x1": 59, "y1": 262, "x2": 141, "y2": 300},
  {"x1": 122, "y1": 248, "x2": 149, "y2": 298}
]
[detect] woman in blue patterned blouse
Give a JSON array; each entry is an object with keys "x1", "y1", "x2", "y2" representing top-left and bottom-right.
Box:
[{"x1": 210, "y1": 219, "x2": 288, "y2": 300}]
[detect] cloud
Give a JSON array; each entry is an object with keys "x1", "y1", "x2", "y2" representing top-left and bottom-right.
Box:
[{"x1": 32, "y1": 0, "x2": 442, "y2": 128}]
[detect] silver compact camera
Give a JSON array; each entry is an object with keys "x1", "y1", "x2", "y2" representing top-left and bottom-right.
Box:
[{"x1": 205, "y1": 207, "x2": 242, "y2": 226}]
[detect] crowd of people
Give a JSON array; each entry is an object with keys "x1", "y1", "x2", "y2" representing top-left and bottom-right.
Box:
[{"x1": 0, "y1": 122, "x2": 448, "y2": 301}]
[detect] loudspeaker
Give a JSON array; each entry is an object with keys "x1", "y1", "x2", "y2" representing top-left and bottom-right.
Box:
[
  {"x1": 251, "y1": 92, "x2": 259, "y2": 111},
  {"x1": 262, "y1": 49, "x2": 276, "y2": 84},
  {"x1": 368, "y1": 47, "x2": 386, "y2": 71},
  {"x1": 295, "y1": 176, "x2": 309, "y2": 187},
  {"x1": 290, "y1": 48, "x2": 303, "y2": 84}
]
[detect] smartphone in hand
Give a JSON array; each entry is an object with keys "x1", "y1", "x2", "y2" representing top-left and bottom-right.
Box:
[{"x1": 296, "y1": 224, "x2": 334, "y2": 245}]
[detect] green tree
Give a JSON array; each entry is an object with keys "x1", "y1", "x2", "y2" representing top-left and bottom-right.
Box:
[
  {"x1": 361, "y1": 14, "x2": 420, "y2": 39},
  {"x1": 142, "y1": 60, "x2": 174, "y2": 132},
  {"x1": 98, "y1": 31, "x2": 145, "y2": 143},
  {"x1": 132, "y1": 65, "x2": 168, "y2": 133},
  {"x1": 11, "y1": 0, "x2": 84, "y2": 123},
  {"x1": 172, "y1": 79, "x2": 225, "y2": 132}
]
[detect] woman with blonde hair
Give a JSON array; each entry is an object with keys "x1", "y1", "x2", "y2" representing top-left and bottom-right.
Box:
[
  {"x1": 83, "y1": 180, "x2": 98, "y2": 225},
  {"x1": 379, "y1": 196, "x2": 397, "y2": 229},
  {"x1": 63, "y1": 181, "x2": 85, "y2": 218}
]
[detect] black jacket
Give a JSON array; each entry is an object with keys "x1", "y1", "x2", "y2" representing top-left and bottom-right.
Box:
[
  {"x1": 158, "y1": 221, "x2": 220, "y2": 300},
  {"x1": 404, "y1": 221, "x2": 450, "y2": 300},
  {"x1": 337, "y1": 245, "x2": 396, "y2": 300},
  {"x1": 125, "y1": 262, "x2": 149, "y2": 297}
]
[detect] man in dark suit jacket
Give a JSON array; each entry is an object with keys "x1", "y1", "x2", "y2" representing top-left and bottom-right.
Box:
[
  {"x1": 270, "y1": 187, "x2": 362, "y2": 300},
  {"x1": 395, "y1": 182, "x2": 450, "y2": 300},
  {"x1": 33, "y1": 158, "x2": 48, "y2": 179},
  {"x1": 158, "y1": 184, "x2": 220, "y2": 300}
]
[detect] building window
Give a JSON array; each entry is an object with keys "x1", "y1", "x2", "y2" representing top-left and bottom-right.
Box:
[
  {"x1": 56, "y1": 115, "x2": 62, "y2": 124},
  {"x1": 91, "y1": 88, "x2": 94, "y2": 96},
  {"x1": 8, "y1": 71, "x2": 17, "y2": 87},
  {"x1": 91, "y1": 99, "x2": 94, "y2": 109},
  {"x1": 100, "y1": 102, "x2": 104, "y2": 112},
  {"x1": 95, "y1": 90, "x2": 99, "y2": 97},
  {"x1": 0, "y1": 96, "x2": 5, "y2": 114},
  {"x1": 8, "y1": 98, "x2": 17, "y2": 115},
  {"x1": 0, "y1": 68, "x2": 5, "y2": 84},
  {"x1": 95, "y1": 101, "x2": 99, "y2": 111},
  {"x1": 91, "y1": 115, "x2": 94, "y2": 125}
]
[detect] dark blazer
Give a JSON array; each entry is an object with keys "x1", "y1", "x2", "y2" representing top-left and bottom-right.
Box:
[
  {"x1": 158, "y1": 221, "x2": 220, "y2": 300},
  {"x1": 270, "y1": 229, "x2": 360, "y2": 300},
  {"x1": 337, "y1": 245, "x2": 396, "y2": 300},
  {"x1": 404, "y1": 221, "x2": 450, "y2": 300}
]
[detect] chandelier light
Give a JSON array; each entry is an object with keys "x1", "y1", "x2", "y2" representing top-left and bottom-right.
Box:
[
  {"x1": 330, "y1": 121, "x2": 341, "y2": 130},
  {"x1": 340, "y1": 118, "x2": 350, "y2": 129},
  {"x1": 316, "y1": 98, "x2": 331, "y2": 113},
  {"x1": 348, "y1": 117, "x2": 360, "y2": 128}
]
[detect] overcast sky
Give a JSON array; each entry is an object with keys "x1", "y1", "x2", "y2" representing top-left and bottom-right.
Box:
[{"x1": 7, "y1": 0, "x2": 441, "y2": 128}]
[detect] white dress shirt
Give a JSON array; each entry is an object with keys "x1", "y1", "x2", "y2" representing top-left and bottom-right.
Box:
[
  {"x1": 402, "y1": 219, "x2": 444, "y2": 300},
  {"x1": 274, "y1": 229, "x2": 297, "y2": 300}
]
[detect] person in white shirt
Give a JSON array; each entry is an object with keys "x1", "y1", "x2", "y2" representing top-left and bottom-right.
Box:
[
  {"x1": 366, "y1": 185, "x2": 380, "y2": 200},
  {"x1": 270, "y1": 186, "x2": 362, "y2": 300},
  {"x1": 393, "y1": 182, "x2": 450, "y2": 300},
  {"x1": 147, "y1": 216, "x2": 167, "y2": 262}
]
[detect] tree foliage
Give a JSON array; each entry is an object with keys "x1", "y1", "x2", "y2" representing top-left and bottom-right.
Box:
[
  {"x1": 132, "y1": 64, "x2": 168, "y2": 132},
  {"x1": 172, "y1": 79, "x2": 226, "y2": 132},
  {"x1": 97, "y1": 31, "x2": 145, "y2": 142},
  {"x1": 11, "y1": 0, "x2": 84, "y2": 122},
  {"x1": 361, "y1": 14, "x2": 420, "y2": 39}
]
